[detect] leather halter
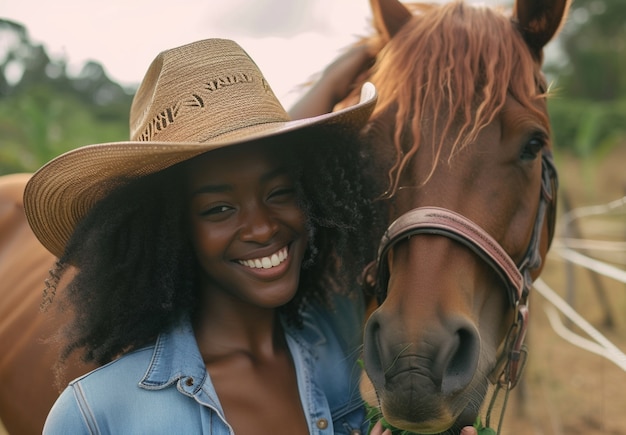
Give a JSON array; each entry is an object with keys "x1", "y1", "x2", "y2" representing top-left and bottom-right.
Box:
[{"x1": 364, "y1": 150, "x2": 558, "y2": 388}]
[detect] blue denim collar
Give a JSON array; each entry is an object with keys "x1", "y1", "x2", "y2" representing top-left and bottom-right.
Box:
[{"x1": 139, "y1": 318, "x2": 207, "y2": 394}]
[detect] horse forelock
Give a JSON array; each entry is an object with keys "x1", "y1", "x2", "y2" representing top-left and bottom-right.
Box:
[{"x1": 362, "y1": 1, "x2": 550, "y2": 196}]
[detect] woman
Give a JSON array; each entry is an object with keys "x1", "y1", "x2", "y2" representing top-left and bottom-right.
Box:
[
  {"x1": 24, "y1": 37, "x2": 379, "y2": 434},
  {"x1": 25, "y1": 38, "x2": 477, "y2": 435}
]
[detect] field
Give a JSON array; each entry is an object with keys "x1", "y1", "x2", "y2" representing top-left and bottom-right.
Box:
[
  {"x1": 504, "y1": 144, "x2": 626, "y2": 434},
  {"x1": 1, "y1": 145, "x2": 624, "y2": 435}
]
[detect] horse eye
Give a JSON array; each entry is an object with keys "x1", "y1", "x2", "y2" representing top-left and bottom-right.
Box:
[{"x1": 520, "y1": 136, "x2": 545, "y2": 161}]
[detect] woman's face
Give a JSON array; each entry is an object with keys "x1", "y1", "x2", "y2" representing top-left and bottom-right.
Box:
[{"x1": 186, "y1": 143, "x2": 308, "y2": 309}]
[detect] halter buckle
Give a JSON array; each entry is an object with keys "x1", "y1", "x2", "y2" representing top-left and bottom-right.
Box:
[{"x1": 500, "y1": 303, "x2": 529, "y2": 389}]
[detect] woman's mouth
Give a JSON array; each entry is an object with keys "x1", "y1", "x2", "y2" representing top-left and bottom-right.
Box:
[{"x1": 237, "y1": 246, "x2": 288, "y2": 269}]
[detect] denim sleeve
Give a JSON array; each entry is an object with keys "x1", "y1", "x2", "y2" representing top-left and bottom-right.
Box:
[{"x1": 43, "y1": 385, "x2": 95, "y2": 435}]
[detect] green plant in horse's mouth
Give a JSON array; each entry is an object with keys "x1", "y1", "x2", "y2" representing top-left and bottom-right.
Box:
[
  {"x1": 357, "y1": 359, "x2": 496, "y2": 434},
  {"x1": 472, "y1": 417, "x2": 497, "y2": 435},
  {"x1": 364, "y1": 401, "x2": 497, "y2": 435}
]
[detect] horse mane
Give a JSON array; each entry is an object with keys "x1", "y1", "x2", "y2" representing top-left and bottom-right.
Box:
[{"x1": 359, "y1": 1, "x2": 550, "y2": 195}]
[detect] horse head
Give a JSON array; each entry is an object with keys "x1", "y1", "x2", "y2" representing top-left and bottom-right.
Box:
[{"x1": 343, "y1": 0, "x2": 569, "y2": 432}]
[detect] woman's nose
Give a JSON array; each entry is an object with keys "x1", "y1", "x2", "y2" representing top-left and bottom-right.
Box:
[{"x1": 238, "y1": 204, "x2": 278, "y2": 243}]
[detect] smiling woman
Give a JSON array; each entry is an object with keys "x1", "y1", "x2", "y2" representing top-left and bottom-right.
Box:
[{"x1": 21, "y1": 38, "x2": 384, "y2": 434}]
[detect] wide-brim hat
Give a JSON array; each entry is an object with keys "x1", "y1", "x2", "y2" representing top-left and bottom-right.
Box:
[{"x1": 24, "y1": 38, "x2": 377, "y2": 258}]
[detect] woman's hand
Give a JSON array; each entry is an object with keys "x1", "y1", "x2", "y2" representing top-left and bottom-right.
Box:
[
  {"x1": 369, "y1": 420, "x2": 479, "y2": 435},
  {"x1": 369, "y1": 420, "x2": 390, "y2": 435}
]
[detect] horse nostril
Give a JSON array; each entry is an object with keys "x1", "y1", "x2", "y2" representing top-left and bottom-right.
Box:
[
  {"x1": 436, "y1": 324, "x2": 480, "y2": 395},
  {"x1": 362, "y1": 313, "x2": 386, "y2": 390}
]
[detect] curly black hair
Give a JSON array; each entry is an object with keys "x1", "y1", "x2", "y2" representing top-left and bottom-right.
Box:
[{"x1": 45, "y1": 128, "x2": 386, "y2": 368}]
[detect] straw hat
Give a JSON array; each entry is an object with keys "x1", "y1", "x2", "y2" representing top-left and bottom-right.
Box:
[{"x1": 24, "y1": 38, "x2": 377, "y2": 258}]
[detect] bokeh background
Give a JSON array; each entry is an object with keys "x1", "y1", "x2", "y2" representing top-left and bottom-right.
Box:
[{"x1": 1, "y1": 0, "x2": 625, "y2": 433}]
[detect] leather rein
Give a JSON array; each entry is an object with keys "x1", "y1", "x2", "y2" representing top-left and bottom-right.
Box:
[{"x1": 364, "y1": 150, "x2": 558, "y2": 393}]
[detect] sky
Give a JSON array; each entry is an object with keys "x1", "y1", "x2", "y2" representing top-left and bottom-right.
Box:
[{"x1": 1, "y1": 0, "x2": 377, "y2": 108}]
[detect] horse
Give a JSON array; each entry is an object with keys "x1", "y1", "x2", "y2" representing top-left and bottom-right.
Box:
[
  {"x1": 0, "y1": 0, "x2": 568, "y2": 433},
  {"x1": 0, "y1": 173, "x2": 95, "y2": 434},
  {"x1": 334, "y1": 0, "x2": 567, "y2": 433}
]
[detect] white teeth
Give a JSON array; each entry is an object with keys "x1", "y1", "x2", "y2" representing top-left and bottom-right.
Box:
[
  {"x1": 239, "y1": 247, "x2": 288, "y2": 269},
  {"x1": 270, "y1": 253, "x2": 279, "y2": 266}
]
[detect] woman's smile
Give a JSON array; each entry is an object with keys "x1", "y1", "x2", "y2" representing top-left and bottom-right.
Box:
[{"x1": 237, "y1": 246, "x2": 289, "y2": 270}]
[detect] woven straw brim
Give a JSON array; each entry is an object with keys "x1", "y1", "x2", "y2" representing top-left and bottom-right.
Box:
[{"x1": 24, "y1": 83, "x2": 376, "y2": 258}]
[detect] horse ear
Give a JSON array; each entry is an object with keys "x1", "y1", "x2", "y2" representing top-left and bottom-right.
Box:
[
  {"x1": 514, "y1": 0, "x2": 570, "y2": 59},
  {"x1": 370, "y1": 0, "x2": 412, "y2": 42}
]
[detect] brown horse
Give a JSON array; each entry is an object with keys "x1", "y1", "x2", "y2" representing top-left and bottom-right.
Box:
[
  {"x1": 339, "y1": 0, "x2": 567, "y2": 433},
  {"x1": 0, "y1": 173, "x2": 94, "y2": 435}
]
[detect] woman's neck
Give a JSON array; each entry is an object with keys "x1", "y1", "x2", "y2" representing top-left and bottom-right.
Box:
[
  {"x1": 195, "y1": 294, "x2": 307, "y2": 435},
  {"x1": 193, "y1": 289, "x2": 286, "y2": 363}
]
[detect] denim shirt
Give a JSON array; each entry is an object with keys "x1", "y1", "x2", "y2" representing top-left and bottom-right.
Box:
[{"x1": 43, "y1": 292, "x2": 367, "y2": 435}]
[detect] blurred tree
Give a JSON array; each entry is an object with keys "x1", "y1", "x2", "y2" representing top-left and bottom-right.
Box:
[
  {"x1": 548, "y1": 0, "x2": 626, "y2": 101},
  {"x1": 0, "y1": 19, "x2": 134, "y2": 174},
  {"x1": 543, "y1": 0, "x2": 626, "y2": 157}
]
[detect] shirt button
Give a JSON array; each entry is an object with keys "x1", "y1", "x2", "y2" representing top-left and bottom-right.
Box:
[
  {"x1": 185, "y1": 378, "x2": 194, "y2": 386},
  {"x1": 350, "y1": 431, "x2": 362, "y2": 435},
  {"x1": 316, "y1": 418, "x2": 328, "y2": 430}
]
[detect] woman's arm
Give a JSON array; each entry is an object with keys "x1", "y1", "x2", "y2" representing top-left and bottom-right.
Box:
[{"x1": 288, "y1": 43, "x2": 373, "y2": 119}]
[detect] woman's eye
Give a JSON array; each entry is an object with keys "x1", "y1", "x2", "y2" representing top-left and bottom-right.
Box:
[
  {"x1": 201, "y1": 204, "x2": 233, "y2": 217},
  {"x1": 520, "y1": 135, "x2": 546, "y2": 161},
  {"x1": 269, "y1": 187, "x2": 296, "y2": 201}
]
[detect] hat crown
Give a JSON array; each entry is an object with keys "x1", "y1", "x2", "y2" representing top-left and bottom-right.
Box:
[{"x1": 129, "y1": 39, "x2": 289, "y2": 143}]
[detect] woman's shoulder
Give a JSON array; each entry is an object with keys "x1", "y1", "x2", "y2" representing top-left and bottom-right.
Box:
[
  {"x1": 43, "y1": 346, "x2": 156, "y2": 434},
  {"x1": 43, "y1": 338, "x2": 216, "y2": 434},
  {"x1": 70, "y1": 345, "x2": 155, "y2": 385}
]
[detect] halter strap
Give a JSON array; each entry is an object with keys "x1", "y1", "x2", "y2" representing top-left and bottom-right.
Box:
[{"x1": 376, "y1": 207, "x2": 524, "y2": 306}]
